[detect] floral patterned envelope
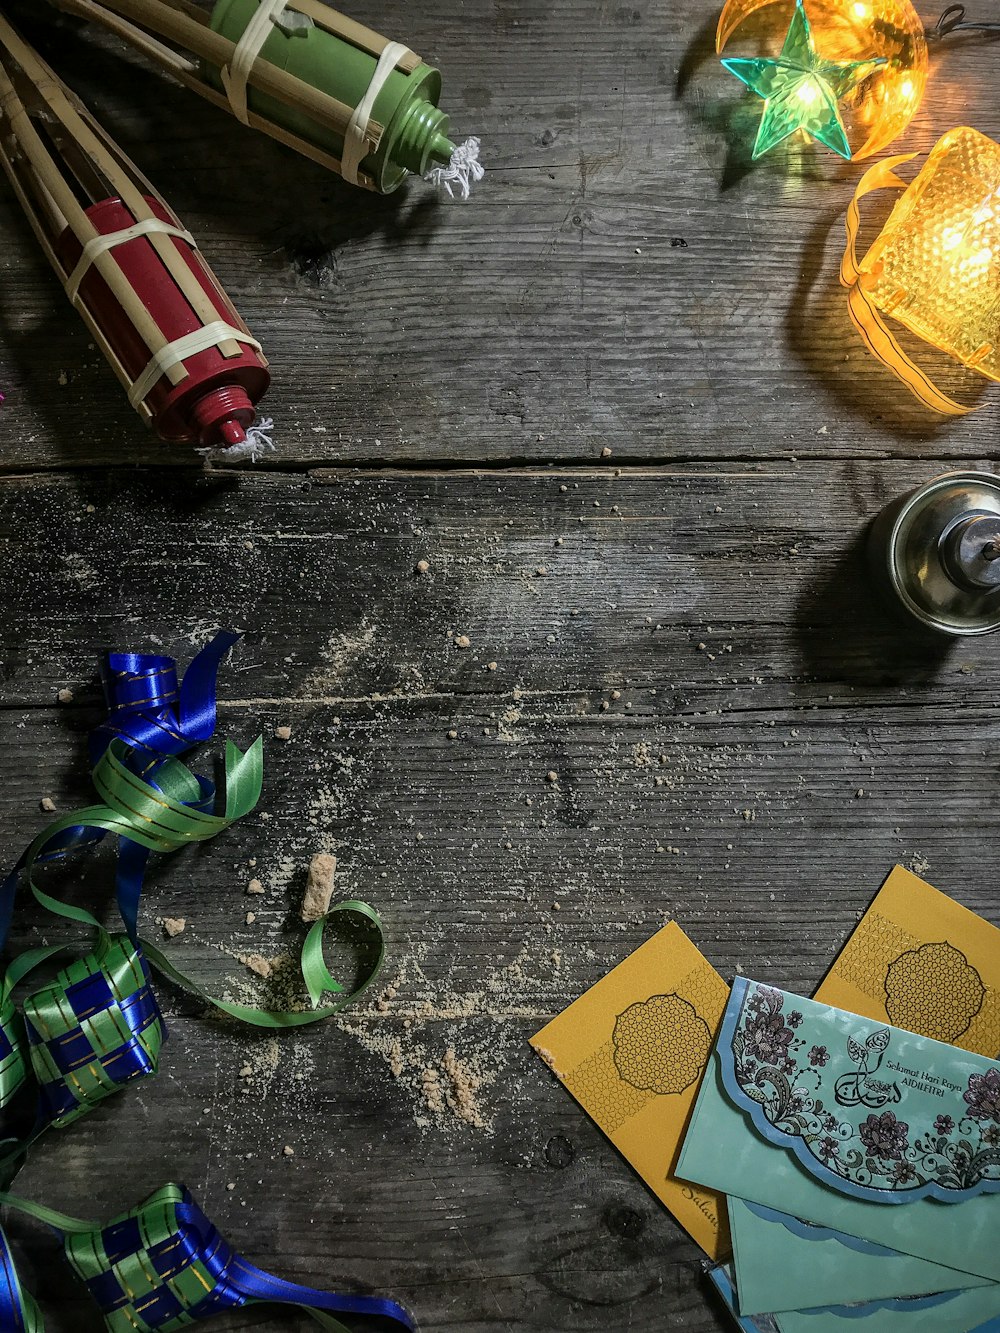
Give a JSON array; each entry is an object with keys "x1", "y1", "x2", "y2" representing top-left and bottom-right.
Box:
[
  {"x1": 727, "y1": 1197, "x2": 992, "y2": 1315},
  {"x1": 708, "y1": 1264, "x2": 1000, "y2": 1333},
  {"x1": 676, "y1": 979, "x2": 1000, "y2": 1280},
  {"x1": 530, "y1": 921, "x2": 730, "y2": 1257},
  {"x1": 727, "y1": 868, "x2": 1000, "y2": 1316}
]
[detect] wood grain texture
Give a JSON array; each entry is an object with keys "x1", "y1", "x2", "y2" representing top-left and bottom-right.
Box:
[
  {"x1": 0, "y1": 466, "x2": 999, "y2": 1330},
  {"x1": 0, "y1": 1, "x2": 997, "y2": 468},
  {"x1": 0, "y1": 0, "x2": 998, "y2": 1327}
]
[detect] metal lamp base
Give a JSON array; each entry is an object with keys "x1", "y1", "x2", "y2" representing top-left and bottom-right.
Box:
[{"x1": 869, "y1": 471, "x2": 1000, "y2": 637}]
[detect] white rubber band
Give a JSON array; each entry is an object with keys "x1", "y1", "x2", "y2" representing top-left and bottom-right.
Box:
[
  {"x1": 128, "y1": 321, "x2": 261, "y2": 410},
  {"x1": 221, "y1": 0, "x2": 289, "y2": 126},
  {"x1": 341, "y1": 40, "x2": 411, "y2": 185},
  {"x1": 65, "y1": 219, "x2": 195, "y2": 302}
]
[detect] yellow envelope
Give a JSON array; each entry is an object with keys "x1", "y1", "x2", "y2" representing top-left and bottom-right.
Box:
[
  {"x1": 530, "y1": 921, "x2": 729, "y2": 1257},
  {"x1": 815, "y1": 864, "x2": 1000, "y2": 1057}
]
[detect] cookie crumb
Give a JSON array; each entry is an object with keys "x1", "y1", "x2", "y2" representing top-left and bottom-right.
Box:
[
  {"x1": 545, "y1": 770, "x2": 558, "y2": 783},
  {"x1": 239, "y1": 1065, "x2": 253, "y2": 1078},
  {"x1": 454, "y1": 634, "x2": 471, "y2": 649},
  {"x1": 57, "y1": 688, "x2": 73, "y2": 704},
  {"x1": 601, "y1": 446, "x2": 612, "y2": 457},
  {"x1": 447, "y1": 729, "x2": 458, "y2": 739},
  {"x1": 243, "y1": 954, "x2": 271, "y2": 979},
  {"x1": 40, "y1": 797, "x2": 56, "y2": 812},
  {"x1": 416, "y1": 559, "x2": 430, "y2": 574},
  {"x1": 161, "y1": 917, "x2": 186, "y2": 938},
  {"x1": 246, "y1": 912, "x2": 256, "y2": 925},
  {"x1": 247, "y1": 879, "x2": 265, "y2": 895},
  {"x1": 274, "y1": 725, "x2": 292, "y2": 741},
  {"x1": 301, "y1": 852, "x2": 336, "y2": 923},
  {"x1": 282, "y1": 1145, "x2": 295, "y2": 1157}
]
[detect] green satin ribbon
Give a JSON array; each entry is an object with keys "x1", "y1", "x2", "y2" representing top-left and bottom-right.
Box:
[
  {"x1": 143, "y1": 897, "x2": 385, "y2": 1028},
  {"x1": 11, "y1": 734, "x2": 385, "y2": 1036},
  {"x1": 19, "y1": 736, "x2": 264, "y2": 939}
]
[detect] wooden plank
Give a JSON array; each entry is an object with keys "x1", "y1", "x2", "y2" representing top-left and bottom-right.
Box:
[
  {"x1": 0, "y1": 462, "x2": 996, "y2": 709},
  {"x1": 0, "y1": 463, "x2": 998, "y2": 1327},
  {"x1": 0, "y1": 4, "x2": 997, "y2": 468},
  {"x1": 5, "y1": 696, "x2": 1000, "y2": 1331}
]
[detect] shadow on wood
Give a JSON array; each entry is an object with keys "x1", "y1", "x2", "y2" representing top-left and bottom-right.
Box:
[{"x1": 792, "y1": 524, "x2": 954, "y2": 692}]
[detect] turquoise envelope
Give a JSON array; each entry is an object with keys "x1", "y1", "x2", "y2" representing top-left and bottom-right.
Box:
[
  {"x1": 728, "y1": 1198, "x2": 994, "y2": 1314},
  {"x1": 708, "y1": 1265, "x2": 1000, "y2": 1333},
  {"x1": 677, "y1": 979, "x2": 1000, "y2": 1279}
]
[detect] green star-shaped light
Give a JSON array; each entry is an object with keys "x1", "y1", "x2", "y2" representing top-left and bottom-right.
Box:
[{"x1": 722, "y1": 0, "x2": 884, "y2": 160}]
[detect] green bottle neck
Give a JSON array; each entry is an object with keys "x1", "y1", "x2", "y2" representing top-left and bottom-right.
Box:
[{"x1": 391, "y1": 97, "x2": 455, "y2": 175}]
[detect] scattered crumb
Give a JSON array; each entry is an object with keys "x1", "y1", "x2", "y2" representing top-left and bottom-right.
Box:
[
  {"x1": 454, "y1": 634, "x2": 471, "y2": 649},
  {"x1": 447, "y1": 729, "x2": 458, "y2": 739},
  {"x1": 57, "y1": 688, "x2": 73, "y2": 704},
  {"x1": 301, "y1": 852, "x2": 336, "y2": 922},
  {"x1": 238, "y1": 1065, "x2": 253, "y2": 1079},
  {"x1": 439, "y1": 1048, "x2": 486, "y2": 1129},
  {"x1": 282, "y1": 1145, "x2": 295, "y2": 1157},
  {"x1": 40, "y1": 797, "x2": 56, "y2": 812},
  {"x1": 415, "y1": 559, "x2": 430, "y2": 574},
  {"x1": 242, "y1": 954, "x2": 272, "y2": 979},
  {"x1": 601, "y1": 446, "x2": 612, "y2": 457},
  {"x1": 274, "y1": 725, "x2": 292, "y2": 741},
  {"x1": 535, "y1": 566, "x2": 547, "y2": 576},
  {"x1": 161, "y1": 917, "x2": 186, "y2": 938},
  {"x1": 487, "y1": 661, "x2": 497, "y2": 671},
  {"x1": 247, "y1": 879, "x2": 265, "y2": 895},
  {"x1": 246, "y1": 912, "x2": 256, "y2": 925},
  {"x1": 226, "y1": 1182, "x2": 236, "y2": 1191},
  {"x1": 58, "y1": 370, "x2": 67, "y2": 386},
  {"x1": 545, "y1": 770, "x2": 558, "y2": 783}
]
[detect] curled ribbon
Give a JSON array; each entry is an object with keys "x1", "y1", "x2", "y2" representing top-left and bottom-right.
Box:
[
  {"x1": 0, "y1": 1183, "x2": 416, "y2": 1331},
  {"x1": 840, "y1": 155, "x2": 973, "y2": 416},
  {"x1": 0, "y1": 633, "x2": 386, "y2": 1140}
]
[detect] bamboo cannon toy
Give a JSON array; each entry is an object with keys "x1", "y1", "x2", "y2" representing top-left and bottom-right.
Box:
[
  {"x1": 45, "y1": 0, "x2": 484, "y2": 197},
  {"x1": 0, "y1": 14, "x2": 272, "y2": 450}
]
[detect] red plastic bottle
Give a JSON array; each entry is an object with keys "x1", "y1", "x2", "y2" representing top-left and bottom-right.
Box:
[{"x1": 55, "y1": 195, "x2": 270, "y2": 447}]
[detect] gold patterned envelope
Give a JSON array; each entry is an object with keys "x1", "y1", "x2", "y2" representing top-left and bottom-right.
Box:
[
  {"x1": 815, "y1": 864, "x2": 1000, "y2": 1057},
  {"x1": 530, "y1": 921, "x2": 729, "y2": 1257}
]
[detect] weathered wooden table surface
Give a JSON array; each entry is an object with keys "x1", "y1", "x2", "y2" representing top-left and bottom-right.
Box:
[{"x1": 0, "y1": 0, "x2": 998, "y2": 1328}]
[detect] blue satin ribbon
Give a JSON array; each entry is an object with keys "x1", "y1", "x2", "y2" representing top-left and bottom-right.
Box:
[
  {"x1": 89, "y1": 632, "x2": 239, "y2": 770},
  {"x1": 0, "y1": 632, "x2": 238, "y2": 949}
]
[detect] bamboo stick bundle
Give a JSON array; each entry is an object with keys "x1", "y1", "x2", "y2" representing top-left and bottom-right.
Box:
[
  {"x1": 0, "y1": 13, "x2": 272, "y2": 451},
  {"x1": 45, "y1": 0, "x2": 484, "y2": 196}
]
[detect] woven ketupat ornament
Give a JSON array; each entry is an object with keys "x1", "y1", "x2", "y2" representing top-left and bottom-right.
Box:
[
  {"x1": 24, "y1": 937, "x2": 165, "y2": 1128},
  {"x1": 0, "y1": 986, "x2": 28, "y2": 1111},
  {"x1": 62, "y1": 1183, "x2": 416, "y2": 1332},
  {"x1": 841, "y1": 126, "x2": 1000, "y2": 414}
]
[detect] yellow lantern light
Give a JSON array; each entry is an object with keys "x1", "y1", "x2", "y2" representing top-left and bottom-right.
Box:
[
  {"x1": 717, "y1": 0, "x2": 928, "y2": 160},
  {"x1": 841, "y1": 126, "x2": 1000, "y2": 414}
]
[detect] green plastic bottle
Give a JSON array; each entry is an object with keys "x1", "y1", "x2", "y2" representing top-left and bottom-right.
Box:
[{"x1": 209, "y1": 0, "x2": 457, "y2": 192}]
